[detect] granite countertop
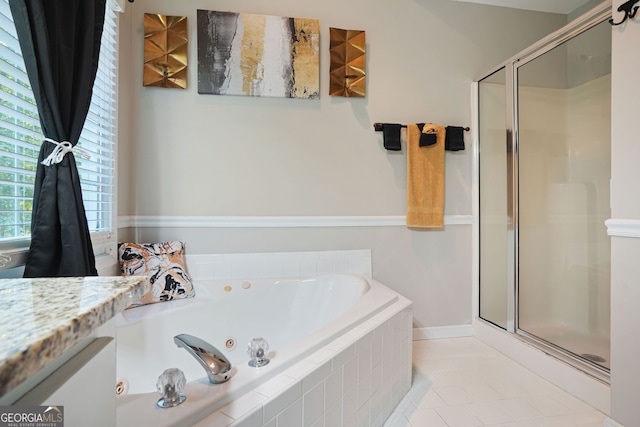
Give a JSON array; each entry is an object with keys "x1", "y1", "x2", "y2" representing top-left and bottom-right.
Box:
[{"x1": 0, "y1": 276, "x2": 149, "y2": 398}]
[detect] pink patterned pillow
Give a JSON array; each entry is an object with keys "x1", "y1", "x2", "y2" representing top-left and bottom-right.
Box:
[{"x1": 118, "y1": 241, "x2": 195, "y2": 307}]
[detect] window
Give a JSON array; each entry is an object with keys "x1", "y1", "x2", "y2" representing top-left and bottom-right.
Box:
[{"x1": 0, "y1": 0, "x2": 118, "y2": 270}]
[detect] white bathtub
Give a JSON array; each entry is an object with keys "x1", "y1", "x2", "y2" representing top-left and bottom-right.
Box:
[{"x1": 116, "y1": 274, "x2": 412, "y2": 427}]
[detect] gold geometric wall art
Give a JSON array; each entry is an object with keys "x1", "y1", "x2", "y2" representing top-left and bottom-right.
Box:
[
  {"x1": 143, "y1": 14, "x2": 188, "y2": 89},
  {"x1": 329, "y1": 28, "x2": 366, "y2": 97}
]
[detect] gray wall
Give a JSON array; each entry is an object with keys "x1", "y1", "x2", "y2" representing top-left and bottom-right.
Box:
[
  {"x1": 610, "y1": 0, "x2": 640, "y2": 423},
  {"x1": 117, "y1": 0, "x2": 565, "y2": 329}
]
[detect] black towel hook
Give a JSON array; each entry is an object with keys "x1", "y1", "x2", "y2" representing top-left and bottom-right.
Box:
[{"x1": 609, "y1": 0, "x2": 639, "y2": 25}]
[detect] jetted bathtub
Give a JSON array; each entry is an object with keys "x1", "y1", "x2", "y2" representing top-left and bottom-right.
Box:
[{"x1": 115, "y1": 274, "x2": 412, "y2": 427}]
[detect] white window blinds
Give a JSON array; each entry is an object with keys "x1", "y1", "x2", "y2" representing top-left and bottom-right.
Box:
[{"x1": 0, "y1": 0, "x2": 117, "y2": 248}]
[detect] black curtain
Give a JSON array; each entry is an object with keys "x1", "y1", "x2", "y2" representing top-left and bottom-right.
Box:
[{"x1": 9, "y1": 0, "x2": 106, "y2": 277}]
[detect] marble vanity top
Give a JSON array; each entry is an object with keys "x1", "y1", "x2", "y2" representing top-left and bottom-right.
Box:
[{"x1": 0, "y1": 276, "x2": 148, "y2": 397}]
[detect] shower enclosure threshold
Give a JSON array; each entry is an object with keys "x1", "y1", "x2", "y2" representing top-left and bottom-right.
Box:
[
  {"x1": 516, "y1": 328, "x2": 610, "y2": 383},
  {"x1": 474, "y1": 319, "x2": 611, "y2": 415}
]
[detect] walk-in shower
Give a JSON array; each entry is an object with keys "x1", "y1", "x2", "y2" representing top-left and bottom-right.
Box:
[{"x1": 477, "y1": 2, "x2": 611, "y2": 381}]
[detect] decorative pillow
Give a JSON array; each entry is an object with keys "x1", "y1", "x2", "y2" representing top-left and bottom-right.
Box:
[{"x1": 118, "y1": 241, "x2": 195, "y2": 307}]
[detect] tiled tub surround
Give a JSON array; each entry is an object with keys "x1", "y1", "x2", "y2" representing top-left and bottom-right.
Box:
[
  {"x1": 197, "y1": 301, "x2": 413, "y2": 427},
  {"x1": 0, "y1": 276, "x2": 149, "y2": 399},
  {"x1": 116, "y1": 250, "x2": 413, "y2": 427}
]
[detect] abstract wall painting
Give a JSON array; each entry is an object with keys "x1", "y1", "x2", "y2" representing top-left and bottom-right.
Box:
[
  {"x1": 143, "y1": 14, "x2": 188, "y2": 89},
  {"x1": 197, "y1": 10, "x2": 320, "y2": 99},
  {"x1": 329, "y1": 28, "x2": 366, "y2": 97}
]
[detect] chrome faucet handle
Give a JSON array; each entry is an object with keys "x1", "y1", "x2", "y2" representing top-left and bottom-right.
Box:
[
  {"x1": 156, "y1": 368, "x2": 187, "y2": 408},
  {"x1": 174, "y1": 334, "x2": 232, "y2": 384},
  {"x1": 247, "y1": 337, "x2": 270, "y2": 367}
]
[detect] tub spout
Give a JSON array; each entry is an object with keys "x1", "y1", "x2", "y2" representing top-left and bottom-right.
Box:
[{"x1": 174, "y1": 334, "x2": 232, "y2": 384}]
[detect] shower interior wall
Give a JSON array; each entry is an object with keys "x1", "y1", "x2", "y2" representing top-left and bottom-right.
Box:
[
  {"x1": 518, "y1": 75, "x2": 611, "y2": 342},
  {"x1": 517, "y1": 14, "x2": 612, "y2": 345}
]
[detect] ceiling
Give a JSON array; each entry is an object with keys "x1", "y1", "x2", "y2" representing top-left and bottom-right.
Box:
[{"x1": 450, "y1": 0, "x2": 594, "y2": 14}]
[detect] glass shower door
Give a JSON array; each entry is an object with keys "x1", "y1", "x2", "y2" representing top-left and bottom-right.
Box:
[
  {"x1": 478, "y1": 68, "x2": 510, "y2": 330},
  {"x1": 516, "y1": 20, "x2": 611, "y2": 370}
]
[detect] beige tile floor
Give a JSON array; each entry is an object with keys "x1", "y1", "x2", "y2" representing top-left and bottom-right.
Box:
[{"x1": 384, "y1": 337, "x2": 608, "y2": 427}]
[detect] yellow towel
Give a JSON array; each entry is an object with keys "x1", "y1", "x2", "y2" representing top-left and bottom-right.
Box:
[{"x1": 406, "y1": 123, "x2": 445, "y2": 228}]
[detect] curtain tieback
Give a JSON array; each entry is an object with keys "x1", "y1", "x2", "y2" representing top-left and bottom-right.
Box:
[{"x1": 41, "y1": 138, "x2": 91, "y2": 166}]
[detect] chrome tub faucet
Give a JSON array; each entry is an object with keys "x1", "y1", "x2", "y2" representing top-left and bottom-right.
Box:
[{"x1": 174, "y1": 334, "x2": 232, "y2": 384}]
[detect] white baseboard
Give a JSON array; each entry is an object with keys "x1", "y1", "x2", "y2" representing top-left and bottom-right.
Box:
[
  {"x1": 413, "y1": 324, "x2": 474, "y2": 340},
  {"x1": 604, "y1": 418, "x2": 624, "y2": 427}
]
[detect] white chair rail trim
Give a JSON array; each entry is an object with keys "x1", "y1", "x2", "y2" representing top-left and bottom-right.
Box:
[
  {"x1": 605, "y1": 218, "x2": 640, "y2": 238},
  {"x1": 118, "y1": 214, "x2": 473, "y2": 229}
]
